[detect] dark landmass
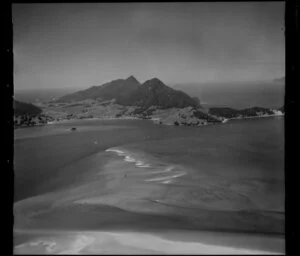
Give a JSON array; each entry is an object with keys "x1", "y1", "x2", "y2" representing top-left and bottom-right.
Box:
[
  {"x1": 14, "y1": 100, "x2": 42, "y2": 116},
  {"x1": 56, "y1": 76, "x2": 200, "y2": 109},
  {"x1": 44, "y1": 76, "x2": 214, "y2": 126},
  {"x1": 14, "y1": 100, "x2": 54, "y2": 128},
  {"x1": 14, "y1": 76, "x2": 284, "y2": 129},
  {"x1": 117, "y1": 77, "x2": 200, "y2": 109},
  {"x1": 209, "y1": 106, "x2": 284, "y2": 119},
  {"x1": 57, "y1": 76, "x2": 140, "y2": 103}
]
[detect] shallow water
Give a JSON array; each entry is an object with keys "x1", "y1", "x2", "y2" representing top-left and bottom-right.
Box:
[{"x1": 13, "y1": 117, "x2": 285, "y2": 253}]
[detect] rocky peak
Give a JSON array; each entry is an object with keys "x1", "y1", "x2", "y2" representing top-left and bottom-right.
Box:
[
  {"x1": 125, "y1": 75, "x2": 140, "y2": 85},
  {"x1": 142, "y1": 78, "x2": 166, "y2": 89}
]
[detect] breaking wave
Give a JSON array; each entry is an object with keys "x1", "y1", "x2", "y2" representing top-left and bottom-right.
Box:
[
  {"x1": 105, "y1": 148, "x2": 150, "y2": 169},
  {"x1": 105, "y1": 147, "x2": 187, "y2": 184},
  {"x1": 14, "y1": 235, "x2": 95, "y2": 254},
  {"x1": 15, "y1": 240, "x2": 57, "y2": 254}
]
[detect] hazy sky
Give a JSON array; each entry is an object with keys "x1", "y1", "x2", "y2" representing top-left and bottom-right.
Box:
[{"x1": 13, "y1": 2, "x2": 285, "y2": 90}]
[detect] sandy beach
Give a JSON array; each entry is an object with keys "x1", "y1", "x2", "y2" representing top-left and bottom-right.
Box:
[{"x1": 14, "y1": 229, "x2": 284, "y2": 254}]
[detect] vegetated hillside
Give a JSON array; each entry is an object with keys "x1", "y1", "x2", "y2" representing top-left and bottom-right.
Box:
[
  {"x1": 117, "y1": 78, "x2": 200, "y2": 109},
  {"x1": 149, "y1": 106, "x2": 221, "y2": 126},
  {"x1": 56, "y1": 76, "x2": 140, "y2": 103},
  {"x1": 56, "y1": 76, "x2": 200, "y2": 110},
  {"x1": 14, "y1": 100, "x2": 42, "y2": 116},
  {"x1": 209, "y1": 106, "x2": 278, "y2": 119}
]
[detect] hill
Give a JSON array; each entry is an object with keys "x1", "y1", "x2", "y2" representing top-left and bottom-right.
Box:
[
  {"x1": 14, "y1": 100, "x2": 42, "y2": 116},
  {"x1": 56, "y1": 76, "x2": 140, "y2": 103},
  {"x1": 117, "y1": 78, "x2": 200, "y2": 109},
  {"x1": 56, "y1": 76, "x2": 200, "y2": 110},
  {"x1": 208, "y1": 106, "x2": 283, "y2": 119},
  {"x1": 13, "y1": 100, "x2": 54, "y2": 128}
]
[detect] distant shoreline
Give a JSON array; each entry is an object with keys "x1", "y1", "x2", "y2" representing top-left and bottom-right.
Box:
[
  {"x1": 46, "y1": 114, "x2": 284, "y2": 127},
  {"x1": 47, "y1": 116, "x2": 141, "y2": 124},
  {"x1": 222, "y1": 113, "x2": 284, "y2": 123},
  {"x1": 14, "y1": 116, "x2": 141, "y2": 129},
  {"x1": 14, "y1": 113, "x2": 284, "y2": 130}
]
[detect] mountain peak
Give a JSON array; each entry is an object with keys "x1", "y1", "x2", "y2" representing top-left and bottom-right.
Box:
[
  {"x1": 148, "y1": 77, "x2": 164, "y2": 83},
  {"x1": 56, "y1": 76, "x2": 200, "y2": 109},
  {"x1": 143, "y1": 77, "x2": 166, "y2": 88},
  {"x1": 126, "y1": 75, "x2": 139, "y2": 84}
]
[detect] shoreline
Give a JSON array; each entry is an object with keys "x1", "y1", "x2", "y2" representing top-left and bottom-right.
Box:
[
  {"x1": 47, "y1": 116, "x2": 140, "y2": 125},
  {"x1": 14, "y1": 228, "x2": 284, "y2": 254},
  {"x1": 24, "y1": 112, "x2": 284, "y2": 128},
  {"x1": 225, "y1": 113, "x2": 284, "y2": 122},
  {"x1": 14, "y1": 116, "x2": 141, "y2": 129}
]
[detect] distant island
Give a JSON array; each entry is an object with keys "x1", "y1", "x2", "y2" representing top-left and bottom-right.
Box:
[
  {"x1": 14, "y1": 76, "x2": 284, "y2": 128},
  {"x1": 208, "y1": 106, "x2": 284, "y2": 122}
]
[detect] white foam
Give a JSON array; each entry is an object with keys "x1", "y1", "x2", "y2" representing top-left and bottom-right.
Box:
[
  {"x1": 106, "y1": 148, "x2": 178, "y2": 178},
  {"x1": 124, "y1": 156, "x2": 136, "y2": 162},
  {"x1": 145, "y1": 172, "x2": 186, "y2": 182},
  {"x1": 45, "y1": 242, "x2": 57, "y2": 253},
  {"x1": 28, "y1": 241, "x2": 41, "y2": 246},
  {"x1": 165, "y1": 166, "x2": 174, "y2": 172},
  {"x1": 57, "y1": 235, "x2": 95, "y2": 254},
  {"x1": 162, "y1": 180, "x2": 173, "y2": 184},
  {"x1": 106, "y1": 148, "x2": 130, "y2": 158},
  {"x1": 96, "y1": 231, "x2": 283, "y2": 255},
  {"x1": 135, "y1": 161, "x2": 146, "y2": 166},
  {"x1": 15, "y1": 240, "x2": 57, "y2": 253},
  {"x1": 145, "y1": 167, "x2": 174, "y2": 175},
  {"x1": 136, "y1": 164, "x2": 151, "y2": 168},
  {"x1": 105, "y1": 148, "x2": 125, "y2": 155},
  {"x1": 14, "y1": 230, "x2": 284, "y2": 255},
  {"x1": 106, "y1": 148, "x2": 151, "y2": 169}
]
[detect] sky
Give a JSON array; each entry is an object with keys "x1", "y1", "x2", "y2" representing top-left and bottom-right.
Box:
[{"x1": 13, "y1": 2, "x2": 285, "y2": 90}]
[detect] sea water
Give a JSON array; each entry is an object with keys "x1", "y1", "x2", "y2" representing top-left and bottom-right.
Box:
[{"x1": 14, "y1": 117, "x2": 284, "y2": 253}]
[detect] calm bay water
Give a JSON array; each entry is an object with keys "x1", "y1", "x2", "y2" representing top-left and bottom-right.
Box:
[{"x1": 14, "y1": 117, "x2": 284, "y2": 237}]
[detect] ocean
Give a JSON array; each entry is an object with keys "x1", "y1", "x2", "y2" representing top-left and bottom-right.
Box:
[
  {"x1": 13, "y1": 117, "x2": 285, "y2": 253},
  {"x1": 172, "y1": 81, "x2": 285, "y2": 109}
]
